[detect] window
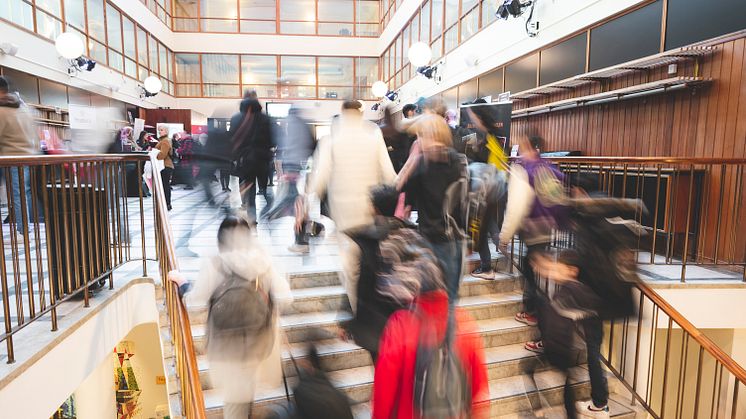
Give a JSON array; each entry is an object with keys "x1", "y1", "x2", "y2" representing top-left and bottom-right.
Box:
[
  {"x1": 175, "y1": 54, "x2": 201, "y2": 83},
  {"x1": 241, "y1": 20, "x2": 276, "y2": 33},
  {"x1": 1, "y1": 0, "x2": 33, "y2": 31},
  {"x1": 240, "y1": 0, "x2": 275, "y2": 19},
  {"x1": 505, "y1": 53, "x2": 538, "y2": 94},
  {"x1": 357, "y1": 0, "x2": 378, "y2": 22},
  {"x1": 86, "y1": 0, "x2": 105, "y2": 41},
  {"x1": 461, "y1": 7, "x2": 479, "y2": 42},
  {"x1": 444, "y1": 0, "x2": 458, "y2": 29},
  {"x1": 242, "y1": 55, "x2": 277, "y2": 85},
  {"x1": 411, "y1": 12, "x2": 420, "y2": 42},
  {"x1": 421, "y1": 1, "x2": 431, "y2": 42},
  {"x1": 36, "y1": 9, "x2": 63, "y2": 40},
  {"x1": 281, "y1": 0, "x2": 316, "y2": 21},
  {"x1": 319, "y1": 0, "x2": 353, "y2": 22},
  {"x1": 202, "y1": 54, "x2": 239, "y2": 84},
  {"x1": 200, "y1": 0, "x2": 236, "y2": 18},
  {"x1": 106, "y1": 5, "x2": 123, "y2": 52},
  {"x1": 123, "y1": 18, "x2": 136, "y2": 57},
  {"x1": 481, "y1": 0, "x2": 497, "y2": 28},
  {"x1": 137, "y1": 27, "x2": 149, "y2": 68},
  {"x1": 444, "y1": 24, "x2": 458, "y2": 53},
  {"x1": 431, "y1": 0, "x2": 443, "y2": 39},
  {"x1": 63, "y1": 0, "x2": 85, "y2": 29},
  {"x1": 478, "y1": 68, "x2": 504, "y2": 98},
  {"x1": 281, "y1": 56, "x2": 316, "y2": 85},
  {"x1": 318, "y1": 57, "x2": 353, "y2": 86},
  {"x1": 174, "y1": 0, "x2": 198, "y2": 16},
  {"x1": 149, "y1": 35, "x2": 159, "y2": 73},
  {"x1": 281, "y1": 22, "x2": 315, "y2": 34}
]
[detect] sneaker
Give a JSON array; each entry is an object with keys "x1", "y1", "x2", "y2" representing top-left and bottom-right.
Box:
[
  {"x1": 288, "y1": 244, "x2": 310, "y2": 254},
  {"x1": 524, "y1": 340, "x2": 544, "y2": 354},
  {"x1": 515, "y1": 312, "x2": 539, "y2": 326},
  {"x1": 575, "y1": 401, "x2": 610, "y2": 418},
  {"x1": 471, "y1": 267, "x2": 495, "y2": 280}
]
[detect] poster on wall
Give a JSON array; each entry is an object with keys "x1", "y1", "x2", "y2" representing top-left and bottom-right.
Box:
[
  {"x1": 69, "y1": 104, "x2": 97, "y2": 130},
  {"x1": 114, "y1": 341, "x2": 141, "y2": 419},
  {"x1": 459, "y1": 101, "x2": 513, "y2": 156}
]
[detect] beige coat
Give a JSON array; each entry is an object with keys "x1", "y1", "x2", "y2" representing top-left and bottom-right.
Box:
[{"x1": 0, "y1": 94, "x2": 37, "y2": 156}]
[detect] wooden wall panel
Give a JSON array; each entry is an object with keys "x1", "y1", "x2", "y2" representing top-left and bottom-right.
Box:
[
  {"x1": 512, "y1": 36, "x2": 746, "y2": 160},
  {"x1": 512, "y1": 35, "x2": 746, "y2": 267}
]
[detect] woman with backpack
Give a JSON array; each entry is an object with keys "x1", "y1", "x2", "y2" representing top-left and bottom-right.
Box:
[
  {"x1": 397, "y1": 114, "x2": 469, "y2": 302},
  {"x1": 372, "y1": 247, "x2": 489, "y2": 419},
  {"x1": 171, "y1": 216, "x2": 292, "y2": 419}
]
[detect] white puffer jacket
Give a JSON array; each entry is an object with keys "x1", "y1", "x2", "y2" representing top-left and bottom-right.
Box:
[{"x1": 309, "y1": 111, "x2": 397, "y2": 232}]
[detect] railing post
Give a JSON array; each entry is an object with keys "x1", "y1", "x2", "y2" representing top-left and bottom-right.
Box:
[{"x1": 681, "y1": 164, "x2": 696, "y2": 283}]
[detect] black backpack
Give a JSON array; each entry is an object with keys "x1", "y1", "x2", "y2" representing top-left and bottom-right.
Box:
[
  {"x1": 570, "y1": 198, "x2": 644, "y2": 320},
  {"x1": 413, "y1": 309, "x2": 471, "y2": 419},
  {"x1": 207, "y1": 269, "x2": 274, "y2": 361}
]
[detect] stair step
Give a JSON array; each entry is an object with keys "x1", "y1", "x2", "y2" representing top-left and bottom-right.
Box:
[
  {"x1": 202, "y1": 366, "x2": 613, "y2": 417},
  {"x1": 195, "y1": 342, "x2": 576, "y2": 391},
  {"x1": 190, "y1": 291, "x2": 535, "y2": 354}
]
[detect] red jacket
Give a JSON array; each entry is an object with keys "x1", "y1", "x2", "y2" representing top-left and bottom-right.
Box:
[{"x1": 372, "y1": 290, "x2": 490, "y2": 419}]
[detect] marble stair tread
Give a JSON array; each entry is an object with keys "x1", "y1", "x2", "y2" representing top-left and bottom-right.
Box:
[
  {"x1": 202, "y1": 365, "x2": 375, "y2": 410},
  {"x1": 185, "y1": 286, "x2": 349, "y2": 313},
  {"x1": 347, "y1": 396, "x2": 635, "y2": 419},
  {"x1": 494, "y1": 396, "x2": 635, "y2": 419},
  {"x1": 458, "y1": 291, "x2": 523, "y2": 308}
]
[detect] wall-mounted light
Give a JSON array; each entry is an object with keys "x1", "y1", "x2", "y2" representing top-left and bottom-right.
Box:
[
  {"x1": 0, "y1": 42, "x2": 19, "y2": 56},
  {"x1": 371, "y1": 81, "x2": 388, "y2": 98},
  {"x1": 140, "y1": 76, "x2": 162, "y2": 98},
  {"x1": 408, "y1": 42, "x2": 432, "y2": 68},
  {"x1": 385, "y1": 90, "x2": 398, "y2": 102}
]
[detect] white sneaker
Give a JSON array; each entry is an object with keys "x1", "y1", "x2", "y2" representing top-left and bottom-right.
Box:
[
  {"x1": 575, "y1": 401, "x2": 610, "y2": 418},
  {"x1": 288, "y1": 244, "x2": 310, "y2": 254}
]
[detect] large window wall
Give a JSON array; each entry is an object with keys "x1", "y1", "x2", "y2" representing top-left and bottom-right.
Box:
[
  {"x1": 1, "y1": 0, "x2": 175, "y2": 95},
  {"x1": 175, "y1": 54, "x2": 379, "y2": 99},
  {"x1": 170, "y1": 0, "x2": 380, "y2": 36},
  {"x1": 381, "y1": 0, "x2": 496, "y2": 90}
]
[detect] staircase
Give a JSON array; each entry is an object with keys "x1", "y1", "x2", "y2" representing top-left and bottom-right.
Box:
[{"x1": 174, "y1": 257, "x2": 639, "y2": 418}]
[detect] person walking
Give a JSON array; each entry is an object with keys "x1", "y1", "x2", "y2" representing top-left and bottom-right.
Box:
[
  {"x1": 499, "y1": 135, "x2": 568, "y2": 344},
  {"x1": 0, "y1": 75, "x2": 38, "y2": 237},
  {"x1": 231, "y1": 98, "x2": 274, "y2": 224},
  {"x1": 155, "y1": 125, "x2": 174, "y2": 210},
  {"x1": 308, "y1": 100, "x2": 396, "y2": 312},
  {"x1": 171, "y1": 216, "x2": 292, "y2": 419},
  {"x1": 372, "y1": 249, "x2": 489, "y2": 419},
  {"x1": 397, "y1": 114, "x2": 469, "y2": 302}
]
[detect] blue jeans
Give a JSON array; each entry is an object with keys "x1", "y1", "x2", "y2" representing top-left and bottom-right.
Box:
[
  {"x1": 9, "y1": 167, "x2": 32, "y2": 233},
  {"x1": 430, "y1": 240, "x2": 464, "y2": 302}
]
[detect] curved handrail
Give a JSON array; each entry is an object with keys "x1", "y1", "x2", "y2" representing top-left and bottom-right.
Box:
[
  {"x1": 634, "y1": 280, "x2": 746, "y2": 383},
  {"x1": 147, "y1": 153, "x2": 206, "y2": 418}
]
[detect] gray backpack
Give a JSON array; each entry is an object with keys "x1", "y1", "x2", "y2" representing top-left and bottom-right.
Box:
[
  {"x1": 207, "y1": 270, "x2": 274, "y2": 361},
  {"x1": 413, "y1": 309, "x2": 471, "y2": 419}
]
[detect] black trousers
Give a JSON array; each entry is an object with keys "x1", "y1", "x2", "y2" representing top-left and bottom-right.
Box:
[
  {"x1": 161, "y1": 167, "x2": 173, "y2": 208},
  {"x1": 240, "y1": 165, "x2": 273, "y2": 222},
  {"x1": 583, "y1": 317, "x2": 609, "y2": 407},
  {"x1": 219, "y1": 168, "x2": 231, "y2": 190}
]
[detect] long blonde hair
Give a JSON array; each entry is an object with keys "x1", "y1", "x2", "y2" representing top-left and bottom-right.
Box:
[{"x1": 413, "y1": 114, "x2": 453, "y2": 150}]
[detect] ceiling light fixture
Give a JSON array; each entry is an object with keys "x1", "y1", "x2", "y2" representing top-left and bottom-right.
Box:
[
  {"x1": 371, "y1": 81, "x2": 388, "y2": 98},
  {"x1": 408, "y1": 42, "x2": 432, "y2": 68},
  {"x1": 140, "y1": 76, "x2": 163, "y2": 98}
]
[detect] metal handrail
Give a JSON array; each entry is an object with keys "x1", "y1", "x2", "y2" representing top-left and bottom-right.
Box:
[
  {"x1": 147, "y1": 153, "x2": 206, "y2": 418},
  {"x1": 0, "y1": 153, "x2": 205, "y2": 418}
]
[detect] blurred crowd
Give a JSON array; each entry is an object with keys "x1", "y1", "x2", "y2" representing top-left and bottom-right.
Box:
[{"x1": 0, "y1": 74, "x2": 642, "y2": 418}]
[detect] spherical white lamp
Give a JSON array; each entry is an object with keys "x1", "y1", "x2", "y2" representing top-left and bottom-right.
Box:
[
  {"x1": 408, "y1": 42, "x2": 432, "y2": 68},
  {"x1": 371, "y1": 81, "x2": 388, "y2": 98},
  {"x1": 143, "y1": 76, "x2": 163, "y2": 95},
  {"x1": 55, "y1": 32, "x2": 84, "y2": 60}
]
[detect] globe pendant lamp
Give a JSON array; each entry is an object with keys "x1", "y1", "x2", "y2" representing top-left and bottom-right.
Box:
[
  {"x1": 143, "y1": 76, "x2": 163, "y2": 95},
  {"x1": 371, "y1": 81, "x2": 388, "y2": 98},
  {"x1": 408, "y1": 42, "x2": 432, "y2": 68},
  {"x1": 55, "y1": 32, "x2": 85, "y2": 60}
]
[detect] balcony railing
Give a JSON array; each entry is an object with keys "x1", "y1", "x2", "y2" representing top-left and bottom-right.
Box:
[
  {"x1": 506, "y1": 156, "x2": 746, "y2": 418},
  {"x1": 0, "y1": 153, "x2": 205, "y2": 418}
]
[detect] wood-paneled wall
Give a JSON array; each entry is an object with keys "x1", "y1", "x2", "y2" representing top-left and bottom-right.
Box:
[
  {"x1": 512, "y1": 35, "x2": 746, "y2": 267},
  {"x1": 140, "y1": 109, "x2": 192, "y2": 133},
  {"x1": 511, "y1": 37, "x2": 746, "y2": 159}
]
